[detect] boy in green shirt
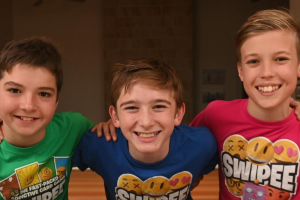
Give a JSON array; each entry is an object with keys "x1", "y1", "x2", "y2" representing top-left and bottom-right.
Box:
[{"x1": 0, "y1": 37, "x2": 94, "y2": 200}]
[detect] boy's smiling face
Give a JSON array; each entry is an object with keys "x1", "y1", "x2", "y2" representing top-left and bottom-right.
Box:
[
  {"x1": 109, "y1": 82, "x2": 185, "y2": 163},
  {"x1": 0, "y1": 64, "x2": 58, "y2": 147},
  {"x1": 238, "y1": 29, "x2": 300, "y2": 120}
]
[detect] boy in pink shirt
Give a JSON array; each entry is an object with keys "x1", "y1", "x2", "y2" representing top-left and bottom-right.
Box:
[{"x1": 190, "y1": 9, "x2": 300, "y2": 200}]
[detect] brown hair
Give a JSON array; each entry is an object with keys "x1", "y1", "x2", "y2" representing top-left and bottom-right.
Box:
[
  {"x1": 0, "y1": 37, "x2": 63, "y2": 96},
  {"x1": 236, "y1": 9, "x2": 300, "y2": 62},
  {"x1": 111, "y1": 58, "x2": 184, "y2": 109}
]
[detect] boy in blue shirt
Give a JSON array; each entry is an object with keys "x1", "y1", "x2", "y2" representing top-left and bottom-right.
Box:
[{"x1": 72, "y1": 58, "x2": 218, "y2": 200}]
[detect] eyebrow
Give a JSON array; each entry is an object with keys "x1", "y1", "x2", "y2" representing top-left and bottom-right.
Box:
[
  {"x1": 120, "y1": 99, "x2": 172, "y2": 107},
  {"x1": 243, "y1": 51, "x2": 291, "y2": 60},
  {"x1": 39, "y1": 87, "x2": 56, "y2": 93},
  {"x1": 4, "y1": 81, "x2": 56, "y2": 92},
  {"x1": 4, "y1": 81, "x2": 22, "y2": 87},
  {"x1": 274, "y1": 51, "x2": 292, "y2": 56},
  {"x1": 243, "y1": 53, "x2": 258, "y2": 60}
]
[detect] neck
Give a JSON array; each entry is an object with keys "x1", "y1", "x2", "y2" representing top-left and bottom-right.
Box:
[
  {"x1": 128, "y1": 141, "x2": 170, "y2": 164},
  {"x1": 247, "y1": 99, "x2": 292, "y2": 121},
  {"x1": 3, "y1": 124, "x2": 46, "y2": 147}
]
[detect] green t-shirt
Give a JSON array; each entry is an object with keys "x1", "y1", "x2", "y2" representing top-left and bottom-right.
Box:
[{"x1": 0, "y1": 112, "x2": 94, "y2": 200}]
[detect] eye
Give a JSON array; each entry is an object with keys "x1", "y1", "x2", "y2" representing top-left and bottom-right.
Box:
[
  {"x1": 246, "y1": 59, "x2": 259, "y2": 64},
  {"x1": 124, "y1": 106, "x2": 138, "y2": 111},
  {"x1": 276, "y1": 57, "x2": 288, "y2": 62},
  {"x1": 246, "y1": 187, "x2": 253, "y2": 193},
  {"x1": 257, "y1": 191, "x2": 264, "y2": 197},
  {"x1": 8, "y1": 88, "x2": 21, "y2": 93},
  {"x1": 39, "y1": 92, "x2": 51, "y2": 97},
  {"x1": 153, "y1": 105, "x2": 167, "y2": 109}
]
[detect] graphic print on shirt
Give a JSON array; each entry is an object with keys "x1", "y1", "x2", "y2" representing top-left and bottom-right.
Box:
[
  {"x1": 115, "y1": 171, "x2": 192, "y2": 200},
  {"x1": 0, "y1": 157, "x2": 68, "y2": 200},
  {"x1": 222, "y1": 135, "x2": 299, "y2": 200}
]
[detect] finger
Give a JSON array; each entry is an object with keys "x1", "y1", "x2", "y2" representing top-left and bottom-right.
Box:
[
  {"x1": 91, "y1": 124, "x2": 99, "y2": 133},
  {"x1": 110, "y1": 123, "x2": 117, "y2": 142},
  {"x1": 297, "y1": 112, "x2": 300, "y2": 121},
  {"x1": 290, "y1": 97, "x2": 300, "y2": 107},
  {"x1": 102, "y1": 123, "x2": 112, "y2": 141}
]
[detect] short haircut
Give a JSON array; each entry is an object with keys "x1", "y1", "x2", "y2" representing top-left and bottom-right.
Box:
[
  {"x1": 111, "y1": 58, "x2": 184, "y2": 109},
  {"x1": 236, "y1": 9, "x2": 300, "y2": 62},
  {"x1": 0, "y1": 37, "x2": 63, "y2": 95}
]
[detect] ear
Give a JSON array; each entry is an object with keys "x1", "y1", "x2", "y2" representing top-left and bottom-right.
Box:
[
  {"x1": 237, "y1": 63, "x2": 244, "y2": 82},
  {"x1": 174, "y1": 103, "x2": 185, "y2": 126},
  {"x1": 109, "y1": 105, "x2": 120, "y2": 128},
  {"x1": 55, "y1": 100, "x2": 59, "y2": 108}
]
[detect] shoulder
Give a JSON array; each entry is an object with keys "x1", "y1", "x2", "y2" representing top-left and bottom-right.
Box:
[
  {"x1": 206, "y1": 99, "x2": 246, "y2": 110},
  {"x1": 82, "y1": 128, "x2": 123, "y2": 145},
  {"x1": 51, "y1": 112, "x2": 93, "y2": 127},
  {"x1": 176, "y1": 124, "x2": 210, "y2": 133},
  {"x1": 47, "y1": 112, "x2": 94, "y2": 138},
  {"x1": 175, "y1": 124, "x2": 215, "y2": 143},
  {"x1": 172, "y1": 125, "x2": 217, "y2": 159},
  {"x1": 79, "y1": 128, "x2": 124, "y2": 156},
  {"x1": 199, "y1": 99, "x2": 247, "y2": 120},
  {"x1": 53, "y1": 112, "x2": 88, "y2": 121}
]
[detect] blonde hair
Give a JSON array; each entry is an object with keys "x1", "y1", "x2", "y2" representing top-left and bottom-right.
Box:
[{"x1": 236, "y1": 9, "x2": 300, "y2": 62}]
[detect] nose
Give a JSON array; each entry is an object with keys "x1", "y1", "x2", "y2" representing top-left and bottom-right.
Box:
[
  {"x1": 20, "y1": 94, "x2": 37, "y2": 111},
  {"x1": 260, "y1": 61, "x2": 275, "y2": 79},
  {"x1": 138, "y1": 109, "x2": 154, "y2": 128}
]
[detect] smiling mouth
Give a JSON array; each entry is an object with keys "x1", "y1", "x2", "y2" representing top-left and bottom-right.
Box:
[
  {"x1": 256, "y1": 85, "x2": 281, "y2": 93},
  {"x1": 143, "y1": 191, "x2": 165, "y2": 198},
  {"x1": 134, "y1": 131, "x2": 161, "y2": 138},
  {"x1": 16, "y1": 116, "x2": 37, "y2": 121},
  {"x1": 247, "y1": 154, "x2": 268, "y2": 164}
]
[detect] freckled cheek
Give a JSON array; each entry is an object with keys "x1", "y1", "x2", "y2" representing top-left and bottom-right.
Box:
[{"x1": 281, "y1": 72, "x2": 298, "y2": 82}]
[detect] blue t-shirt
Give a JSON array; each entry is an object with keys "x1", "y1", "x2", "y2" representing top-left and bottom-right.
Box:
[{"x1": 72, "y1": 124, "x2": 218, "y2": 200}]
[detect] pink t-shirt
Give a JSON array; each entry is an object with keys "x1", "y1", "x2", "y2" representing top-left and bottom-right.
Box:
[{"x1": 190, "y1": 99, "x2": 300, "y2": 200}]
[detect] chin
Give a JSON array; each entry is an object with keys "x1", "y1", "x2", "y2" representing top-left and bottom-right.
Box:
[{"x1": 137, "y1": 146, "x2": 161, "y2": 154}]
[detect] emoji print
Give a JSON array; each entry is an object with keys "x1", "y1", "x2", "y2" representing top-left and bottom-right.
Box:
[
  {"x1": 226, "y1": 178, "x2": 245, "y2": 196},
  {"x1": 273, "y1": 140, "x2": 299, "y2": 164},
  {"x1": 224, "y1": 135, "x2": 248, "y2": 160},
  {"x1": 142, "y1": 176, "x2": 170, "y2": 198},
  {"x1": 246, "y1": 137, "x2": 274, "y2": 165},
  {"x1": 243, "y1": 182, "x2": 266, "y2": 200},
  {"x1": 265, "y1": 184, "x2": 290, "y2": 200},
  {"x1": 117, "y1": 174, "x2": 143, "y2": 195},
  {"x1": 169, "y1": 171, "x2": 192, "y2": 192}
]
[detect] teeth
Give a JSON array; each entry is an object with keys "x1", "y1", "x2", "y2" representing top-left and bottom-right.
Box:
[
  {"x1": 258, "y1": 85, "x2": 279, "y2": 93},
  {"x1": 136, "y1": 132, "x2": 159, "y2": 138},
  {"x1": 21, "y1": 117, "x2": 34, "y2": 121}
]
